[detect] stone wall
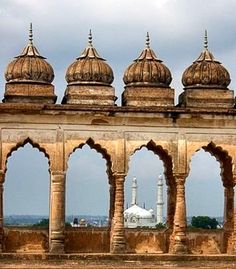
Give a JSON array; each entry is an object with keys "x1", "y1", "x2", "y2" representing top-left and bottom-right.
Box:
[
  {"x1": 3, "y1": 227, "x2": 48, "y2": 253},
  {"x1": 65, "y1": 228, "x2": 110, "y2": 253},
  {"x1": 3, "y1": 227, "x2": 226, "y2": 254}
]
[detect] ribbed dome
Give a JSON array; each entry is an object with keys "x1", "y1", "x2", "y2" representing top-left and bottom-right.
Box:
[
  {"x1": 5, "y1": 25, "x2": 54, "y2": 84},
  {"x1": 65, "y1": 31, "x2": 114, "y2": 86},
  {"x1": 124, "y1": 205, "x2": 153, "y2": 219},
  {"x1": 123, "y1": 34, "x2": 172, "y2": 87},
  {"x1": 182, "y1": 32, "x2": 230, "y2": 89}
]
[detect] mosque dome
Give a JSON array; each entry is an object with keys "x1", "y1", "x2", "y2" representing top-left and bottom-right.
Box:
[
  {"x1": 5, "y1": 25, "x2": 54, "y2": 85},
  {"x1": 123, "y1": 33, "x2": 172, "y2": 87},
  {"x1": 65, "y1": 30, "x2": 114, "y2": 86},
  {"x1": 124, "y1": 204, "x2": 153, "y2": 219},
  {"x1": 182, "y1": 31, "x2": 230, "y2": 89}
]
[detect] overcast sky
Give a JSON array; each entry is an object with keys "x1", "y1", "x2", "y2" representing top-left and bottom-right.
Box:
[{"x1": 2, "y1": 0, "x2": 234, "y2": 218}]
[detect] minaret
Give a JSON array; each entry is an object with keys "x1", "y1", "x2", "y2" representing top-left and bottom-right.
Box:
[
  {"x1": 131, "y1": 177, "x2": 137, "y2": 206},
  {"x1": 156, "y1": 174, "x2": 164, "y2": 224}
]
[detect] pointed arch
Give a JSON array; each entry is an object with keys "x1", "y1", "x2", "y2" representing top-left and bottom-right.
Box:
[
  {"x1": 127, "y1": 140, "x2": 174, "y2": 186},
  {"x1": 187, "y1": 141, "x2": 233, "y2": 187},
  {"x1": 203, "y1": 142, "x2": 233, "y2": 187},
  {"x1": 3, "y1": 137, "x2": 51, "y2": 174},
  {"x1": 66, "y1": 137, "x2": 112, "y2": 183}
]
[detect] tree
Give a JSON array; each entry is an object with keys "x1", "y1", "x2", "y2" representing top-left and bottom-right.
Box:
[
  {"x1": 32, "y1": 218, "x2": 49, "y2": 228},
  {"x1": 32, "y1": 218, "x2": 71, "y2": 228},
  {"x1": 191, "y1": 216, "x2": 218, "y2": 229},
  {"x1": 155, "y1": 223, "x2": 166, "y2": 229}
]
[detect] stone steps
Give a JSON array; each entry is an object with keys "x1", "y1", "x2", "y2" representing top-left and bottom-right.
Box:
[{"x1": 1, "y1": 253, "x2": 236, "y2": 268}]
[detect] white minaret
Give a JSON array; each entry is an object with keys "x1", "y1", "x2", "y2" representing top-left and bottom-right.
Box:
[
  {"x1": 131, "y1": 177, "x2": 137, "y2": 206},
  {"x1": 156, "y1": 174, "x2": 164, "y2": 224}
]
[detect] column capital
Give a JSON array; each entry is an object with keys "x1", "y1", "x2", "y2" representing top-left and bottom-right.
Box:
[
  {"x1": 173, "y1": 173, "x2": 187, "y2": 185},
  {"x1": 113, "y1": 172, "x2": 126, "y2": 180},
  {"x1": 51, "y1": 170, "x2": 66, "y2": 176},
  {"x1": 51, "y1": 171, "x2": 66, "y2": 184}
]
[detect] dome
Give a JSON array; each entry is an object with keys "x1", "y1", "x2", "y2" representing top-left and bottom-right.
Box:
[
  {"x1": 124, "y1": 204, "x2": 153, "y2": 219},
  {"x1": 65, "y1": 31, "x2": 114, "y2": 86},
  {"x1": 123, "y1": 33, "x2": 172, "y2": 87},
  {"x1": 5, "y1": 25, "x2": 54, "y2": 84},
  {"x1": 182, "y1": 31, "x2": 230, "y2": 89}
]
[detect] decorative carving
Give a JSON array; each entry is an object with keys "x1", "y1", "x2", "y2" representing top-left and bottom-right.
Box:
[
  {"x1": 49, "y1": 170, "x2": 66, "y2": 254},
  {"x1": 123, "y1": 33, "x2": 172, "y2": 87},
  {"x1": 110, "y1": 173, "x2": 126, "y2": 253},
  {"x1": 182, "y1": 31, "x2": 230, "y2": 89},
  {"x1": 65, "y1": 31, "x2": 113, "y2": 86},
  {"x1": 170, "y1": 174, "x2": 188, "y2": 254},
  {"x1": 3, "y1": 137, "x2": 51, "y2": 173},
  {"x1": 5, "y1": 24, "x2": 54, "y2": 85}
]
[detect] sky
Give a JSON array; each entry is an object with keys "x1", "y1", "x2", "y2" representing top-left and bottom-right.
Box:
[{"x1": 1, "y1": 0, "x2": 235, "y2": 218}]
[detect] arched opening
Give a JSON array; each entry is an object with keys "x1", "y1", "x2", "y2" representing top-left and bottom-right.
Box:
[
  {"x1": 186, "y1": 143, "x2": 233, "y2": 226},
  {"x1": 125, "y1": 147, "x2": 166, "y2": 226},
  {"x1": 65, "y1": 140, "x2": 111, "y2": 253},
  {"x1": 185, "y1": 143, "x2": 233, "y2": 254},
  {"x1": 4, "y1": 142, "x2": 50, "y2": 253},
  {"x1": 124, "y1": 142, "x2": 174, "y2": 253},
  {"x1": 186, "y1": 149, "x2": 223, "y2": 221}
]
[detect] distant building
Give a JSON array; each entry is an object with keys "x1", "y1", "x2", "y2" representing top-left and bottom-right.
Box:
[
  {"x1": 124, "y1": 176, "x2": 164, "y2": 228},
  {"x1": 71, "y1": 217, "x2": 88, "y2": 227}
]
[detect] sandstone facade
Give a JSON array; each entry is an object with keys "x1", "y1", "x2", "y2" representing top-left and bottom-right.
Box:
[{"x1": 0, "y1": 28, "x2": 236, "y2": 255}]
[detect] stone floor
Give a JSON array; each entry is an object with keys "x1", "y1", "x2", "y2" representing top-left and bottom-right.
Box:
[{"x1": 1, "y1": 254, "x2": 236, "y2": 268}]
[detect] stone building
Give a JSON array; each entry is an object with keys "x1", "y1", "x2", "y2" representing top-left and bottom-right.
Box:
[
  {"x1": 0, "y1": 26, "x2": 236, "y2": 255},
  {"x1": 124, "y1": 177, "x2": 156, "y2": 228}
]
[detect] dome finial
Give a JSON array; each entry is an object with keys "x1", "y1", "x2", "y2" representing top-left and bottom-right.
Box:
[
  {"x1": 29, "y1": 23, "x2": 33, "y2": 45},
  {"x1": 204, "y1": 29, "x2": 208, "y2": 50},
  {"x1": 146, "y1": 32, "x2": 150, "y2": 48},
  {"x1": 88, "y1": 29, "x2": 93, "y2": 46}
]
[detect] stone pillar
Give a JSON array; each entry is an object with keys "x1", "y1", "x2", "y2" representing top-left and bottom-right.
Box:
[
  {"x1": 110, "y1": 173, "x2": 126, "y2": 253},
  {"x1": 49, "y1": 170, "x2": 65, "y2": 253},
  {"x1": 108, "y1": 182, "x2": 115, "y2": 228},
  {"x1": 166, "y1": 183, "x2": 176, "y2": 229},
  {"x1": 224, "y1": 185, "x2": 234, "y2": 231},
  {"x1": 0, "y1": 171, "x2": 5, "y2": 253},
  {"x1": 170, "y1": 174, "x2": 188, "y2": 254}
]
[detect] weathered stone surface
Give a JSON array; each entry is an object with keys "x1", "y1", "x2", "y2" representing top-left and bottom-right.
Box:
[
  {"x1": 178, "y1": 88, "x2": 234, "y2": 108},
  {"x1": 122, "y1": 86, "x2": 174, "y2": 107},
  {"x1": 0, "y1": 103, "x2": 235, "y2": 255}
]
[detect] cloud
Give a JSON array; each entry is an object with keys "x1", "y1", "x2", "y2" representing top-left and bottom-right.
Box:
[{"x1": 1, "y1": 0, "x2": 235, "y2": 217}]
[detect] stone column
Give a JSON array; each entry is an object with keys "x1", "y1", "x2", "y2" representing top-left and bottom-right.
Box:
[
  {"x1": 49, "y1": 170, "x2": 65, "y2": 253},
  {"x1": 224, "y1": 185, "x2": 234, "y2": 231},
  {"x1": 0, "y1": 171, "x2": 5, "y2": 253},
  {"x1": 108, "y1": 182, "x2": 115, "y2": 228},
  {"x1": 230, "y1": 175, "x2": 236, "y2": 252},
  {"x1": 170, "y1": 174, "x2": 188, "y2": 254},
  {"x1": 110, "y1": 173, "x2": 126, "y2": 253},
  {"x1": 166, "y1": 183, "x2": 176, "y2": 229}
]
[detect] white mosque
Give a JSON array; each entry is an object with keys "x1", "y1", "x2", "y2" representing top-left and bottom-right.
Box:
[{"x1": 124, "y1": 175, "x2": 164, "y2": 228}]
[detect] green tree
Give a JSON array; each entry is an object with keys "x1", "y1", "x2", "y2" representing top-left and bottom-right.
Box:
[
  {"x1": 155, "y1": 223, "x2": 166, "y2": 229},
  {"x1": 191, "y1": 216, "x2": 218, "y2": 229},
  {"x1": 32, "y1": 218, "x2": 49, "y2": 228},
  {"x1": 32, "y1": 218, "x2": 71, "y2": 228}
]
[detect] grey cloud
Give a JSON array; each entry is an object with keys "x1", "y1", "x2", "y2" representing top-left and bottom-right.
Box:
[{"x1": 1, "y1": 0, "x2": 234, "y2": 217}]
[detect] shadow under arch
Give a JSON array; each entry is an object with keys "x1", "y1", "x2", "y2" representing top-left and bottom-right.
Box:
[
  {"x1": 4, "y1": 137, "x2": 51, "y2": 174},
  {"x1": 127, "y1": 140, "x2": 175, "y2": 229}
]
